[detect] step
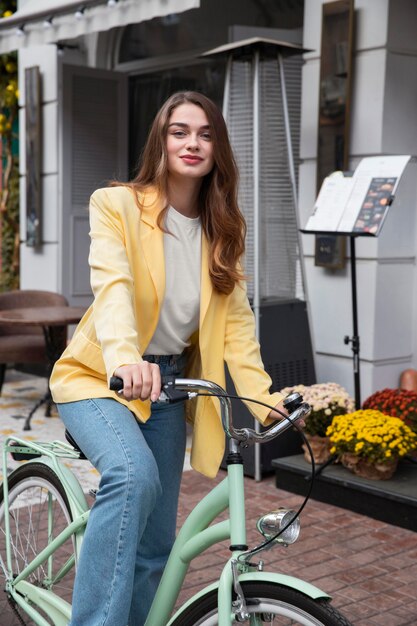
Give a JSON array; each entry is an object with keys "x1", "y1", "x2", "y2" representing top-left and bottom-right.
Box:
[{"x1": 272, "y1": 454, "x2": 417, "y2": 531}]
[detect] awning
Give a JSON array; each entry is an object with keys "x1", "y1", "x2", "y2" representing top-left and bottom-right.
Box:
[{"x1": 0, "y1": 0, "x2": 200, "y2": 54}]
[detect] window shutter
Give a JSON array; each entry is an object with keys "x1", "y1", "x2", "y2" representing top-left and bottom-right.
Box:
[{"x1": 60, "y1": 65, "x2": 127, "y2": 305}]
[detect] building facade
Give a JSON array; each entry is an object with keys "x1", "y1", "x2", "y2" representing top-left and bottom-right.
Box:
[
  {"x1": 2, "y1": 0, "x2": 417, "y2": 402},
  {"x1": 300, "y1": 0, "x2": 417, "y2": 401}
]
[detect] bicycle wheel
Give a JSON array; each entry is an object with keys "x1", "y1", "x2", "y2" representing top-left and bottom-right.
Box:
[
  {"x1": 0, "y1": 463, "x2": 76, "y2": 615},
  {"x1": 171, "y1": 581, "x2": 353, "y2": 626}
]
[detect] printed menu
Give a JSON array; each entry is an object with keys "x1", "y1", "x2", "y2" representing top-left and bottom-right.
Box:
[{"x1": 303, "y1": 155, "x2": 411, "y2": 236}]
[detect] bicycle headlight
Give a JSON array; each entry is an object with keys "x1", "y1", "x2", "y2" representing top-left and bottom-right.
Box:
[{"x1": 256, "y1": 508, "x2": 300, "y2": 545}]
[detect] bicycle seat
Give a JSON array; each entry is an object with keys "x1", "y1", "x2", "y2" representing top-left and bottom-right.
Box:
[{"x1": 65, "y1": 430, "x2": 87, "y2": 460}]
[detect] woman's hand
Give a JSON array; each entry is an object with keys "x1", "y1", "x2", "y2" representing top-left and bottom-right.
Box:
[
  {"x1": 267, "y1": 399, "x2": 305, "y2": 428},
  {"x1": 113, "y1": 362, "x2": 161, "y2": 402},
  {"x1": 267, "y1": 399, "x2": 289, "y2": 422}
]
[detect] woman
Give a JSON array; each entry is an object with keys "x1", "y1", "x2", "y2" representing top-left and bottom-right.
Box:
[{"x1": 50, "y1": 91, "x2": 287, "y2": 626}]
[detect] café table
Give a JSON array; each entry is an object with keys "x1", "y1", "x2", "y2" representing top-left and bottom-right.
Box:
[{"x1": 0, "y1": 305, "x2": 86, "y2": 430}]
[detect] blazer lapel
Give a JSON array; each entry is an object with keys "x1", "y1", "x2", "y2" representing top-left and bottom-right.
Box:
[
  {"x1": 200, "y1": 233, "x2": 213, "y2": 329},
  {"x1": 140, "y1": 194, "x2": 165, "y2": 309}
]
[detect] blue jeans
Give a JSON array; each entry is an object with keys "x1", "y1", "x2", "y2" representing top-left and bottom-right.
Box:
[{"x1": 57, "y1": 355, "x2": 187, "y2": 626}]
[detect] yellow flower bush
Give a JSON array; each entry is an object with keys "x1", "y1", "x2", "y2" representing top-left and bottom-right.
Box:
[{"x1": 327, "y1": 409, "x2": 417, "y2": 465}]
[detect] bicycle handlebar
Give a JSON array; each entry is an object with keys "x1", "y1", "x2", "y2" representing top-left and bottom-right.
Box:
[{"x1": 109, "y1": 375, "x2": 311, "y2": 446}]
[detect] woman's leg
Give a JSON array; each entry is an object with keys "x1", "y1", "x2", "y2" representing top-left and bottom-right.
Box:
[
  {"x1": 128, "y1": 399, "x2": 186, "y2": 625},
  {"x1": 128, "y1": 353, "x2": 187, "y2": 625},
  {"x1": 58, "y1": 398, "x2": 161, "y2": 626}
]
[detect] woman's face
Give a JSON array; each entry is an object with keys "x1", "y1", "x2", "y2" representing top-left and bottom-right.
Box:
[{"x1": 166, "y1": 102, "x2": 214, "y2": 181}]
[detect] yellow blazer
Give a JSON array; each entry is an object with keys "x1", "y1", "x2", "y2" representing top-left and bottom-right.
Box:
[{"x1": 50, "y1": 186, "x2": 283, "y2": 478}]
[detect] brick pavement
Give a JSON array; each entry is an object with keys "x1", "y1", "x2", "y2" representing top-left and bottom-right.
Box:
[
  {"x1": 177, "y1": 471, "x2": 417, "y2": 626},
  {"x1": 2, "y1": 469, "x2": 417, "y2": 625}
]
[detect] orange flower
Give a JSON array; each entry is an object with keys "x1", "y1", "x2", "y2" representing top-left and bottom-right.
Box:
[{"x1": 363, "y1": 388, "x2": 417, "y2": 434}]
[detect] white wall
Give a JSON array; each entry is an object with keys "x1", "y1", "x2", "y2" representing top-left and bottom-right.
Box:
[
  {"x1": 18, "y1": 44, "x2": 61, "y2": 291},
  {"x1": 301, "y1": 0, "x2": 417, "y2": 402},
  {"x1": 18, "y1": 40, "x2": 88, "y2": 293},
  {"x1": 384, "y1": 0, "x2": 417, "y2": 377}
]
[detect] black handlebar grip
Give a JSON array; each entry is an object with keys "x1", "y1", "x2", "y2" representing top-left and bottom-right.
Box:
[
  {"x1": 109, "y1": 374, "x2": 189, "y2": 403},
  {"x1": 109, "y1": 376, "x2": 124, "y2": 392},
  {"x1": 283, "y1": 392, "x2": 303, "y2": 414},
  {"x1": 109, "y1": 375, "x2": 173, "y2": 392}
]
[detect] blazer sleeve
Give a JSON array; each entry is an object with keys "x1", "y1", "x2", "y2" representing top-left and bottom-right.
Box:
[
  {"x1": 89, "y1": 188, "x2": 143, "y2": 380},
  {"x1": 223, "y1": 280, "x2": 284, "y2": 424}
]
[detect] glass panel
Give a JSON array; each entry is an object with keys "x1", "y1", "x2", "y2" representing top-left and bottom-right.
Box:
[
  {"x1": 315, "y1": 0, "x2": 354, "y2": 269},
  {"x1": 119, "y1": 0, "x2": 304, "y2": 63},
  {"x1": 316, "y1": 0, "x2": 354, "y2": 189}
]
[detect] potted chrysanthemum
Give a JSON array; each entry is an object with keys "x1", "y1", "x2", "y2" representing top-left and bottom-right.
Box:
[
  {"x1": 363, "y1": 388, "x2": 417, "y2": 434},
  {"x1": 326, "y1": 409, "x2": 417, "y2": 480},
  {"x1": 280, "y1": 382, "x2": 355, "y2": 464}
]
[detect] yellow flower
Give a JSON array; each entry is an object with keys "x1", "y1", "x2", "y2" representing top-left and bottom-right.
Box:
[
  {"x1": 327, "y1": 409, "x2": 417, "y2": 464},
  {"x1": 2, "y1": 10, "x2": 13, "y2": 18}
]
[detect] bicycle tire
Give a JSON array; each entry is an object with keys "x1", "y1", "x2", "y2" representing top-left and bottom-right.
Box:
[
  {"x1": 0, "y1": 462, "x2": 76, "y2": 621},
  {"x1": 170, "y1": 581, "x2": 353, "y2": 626}
]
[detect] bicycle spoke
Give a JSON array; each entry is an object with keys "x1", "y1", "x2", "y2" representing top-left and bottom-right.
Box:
[{"x1": 0, "y1": 465, "x2": 77, "y2": 623}]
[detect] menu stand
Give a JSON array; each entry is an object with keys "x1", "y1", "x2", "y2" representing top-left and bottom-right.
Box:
[{"x1": 302, "y1": 155, "x2": 411, "y2": 409}]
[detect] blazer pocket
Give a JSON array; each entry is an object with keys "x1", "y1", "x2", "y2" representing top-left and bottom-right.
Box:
[{"x1": 68, "y1": 333, "x2": 107, "y2": 376}]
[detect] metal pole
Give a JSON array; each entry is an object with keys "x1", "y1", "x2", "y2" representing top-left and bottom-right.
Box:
[
  {"x1": 253, "y1": 48, "x2": 262, "y2": 482},
  {"x1": 345, "y1": 236, "x2": 361, "y2": 409},
  {"x1": 277, "y1": 52, "x2": 298, "y2": 211},
  {"x1": 222, "y1": 54, "x2": 232, "y2": 120}
]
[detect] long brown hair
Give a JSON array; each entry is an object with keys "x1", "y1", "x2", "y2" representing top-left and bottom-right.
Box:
[{"x1": 117, "y1": 91, "x2": 246, "y2": 295}]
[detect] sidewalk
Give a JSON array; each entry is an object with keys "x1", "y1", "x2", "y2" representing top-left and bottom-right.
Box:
[
  {"x1": 1, "y1": 373, "x2": 417, "y2": 625},
  {"x1": 179, "y1": 472, "x2": 417, "y2": 626}
]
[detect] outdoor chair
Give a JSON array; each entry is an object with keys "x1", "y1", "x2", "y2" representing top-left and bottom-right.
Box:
[{"x1": 0, "y1": 289, "x2": 68, "y2": 395}]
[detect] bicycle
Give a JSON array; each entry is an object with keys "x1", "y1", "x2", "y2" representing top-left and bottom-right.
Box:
[{"x1": 0, "y1": 376, "x2": 353, "y2": 625}]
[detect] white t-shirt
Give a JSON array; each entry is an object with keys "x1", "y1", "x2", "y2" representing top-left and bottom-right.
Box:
[{"x1": 144, "y1": 206, "x2": 201, "y2": 356}]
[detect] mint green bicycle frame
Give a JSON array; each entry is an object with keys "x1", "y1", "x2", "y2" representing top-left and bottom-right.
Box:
[{"x1": 1, "y1": 381, "x2": 329, "y2": 626}]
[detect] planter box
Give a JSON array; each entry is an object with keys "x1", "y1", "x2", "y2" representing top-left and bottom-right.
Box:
[{"x1": 272, "y1": 454, "x2": 417, "y2": 531}]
